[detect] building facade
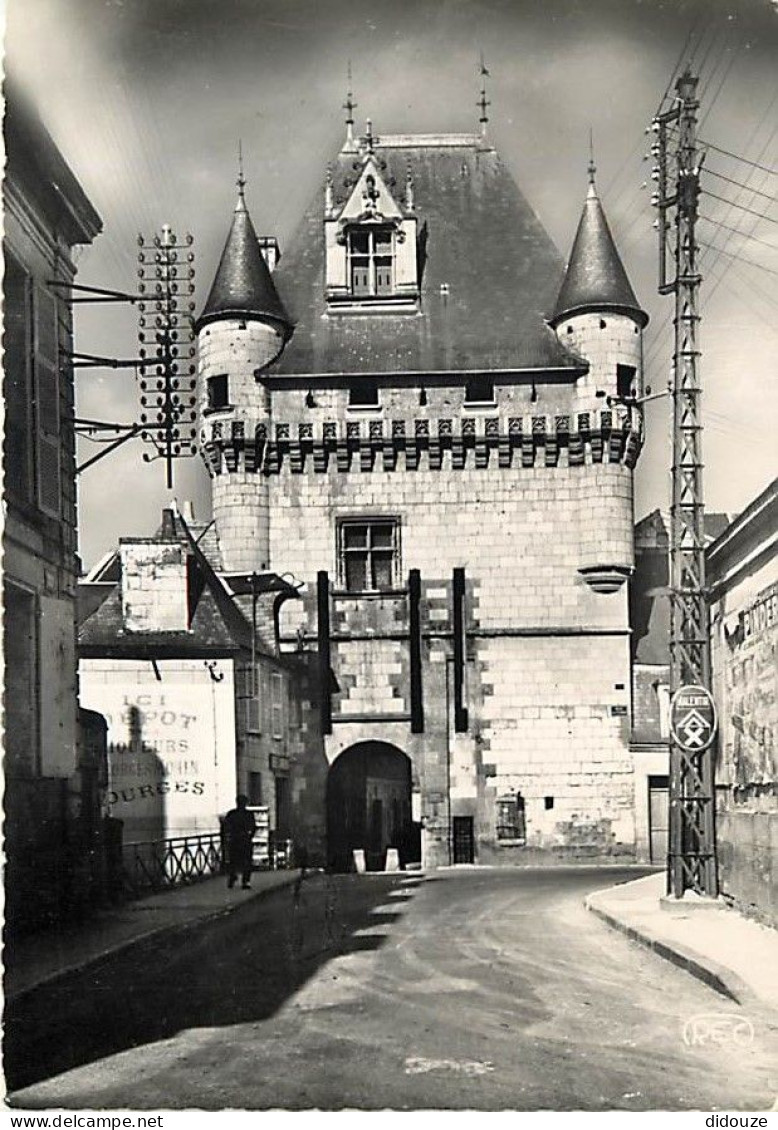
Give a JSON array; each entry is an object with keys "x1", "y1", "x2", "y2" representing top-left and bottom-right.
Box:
[
  {"x1": 2, "y1": 84, "x2": 104, "y2": 931},
  {"x1": 707, "y1": 479, "x2": 777, "y2": 927},
  {"x1": 196, "y1": 108, "x2": 650, "y2": 869},
  {"x1": 78, "y1": 507, "x2": 311, "y2": 850}
]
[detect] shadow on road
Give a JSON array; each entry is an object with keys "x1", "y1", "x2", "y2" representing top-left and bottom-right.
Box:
[{"x1": 5, "y1": 873, "x2": 418, "y2": 1094}]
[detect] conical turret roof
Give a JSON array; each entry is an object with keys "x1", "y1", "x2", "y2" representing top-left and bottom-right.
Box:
[
  {"x1": 551, "y1": 172, "x2": 648, "y2": 328},
  {"x1": 197, "y1": 188, "x2": 292, "y2": 333}
]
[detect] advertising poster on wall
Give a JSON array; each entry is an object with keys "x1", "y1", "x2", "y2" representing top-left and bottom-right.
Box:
[{"x1": 80, "y1": 658, "x2": 237, "y2": 841}]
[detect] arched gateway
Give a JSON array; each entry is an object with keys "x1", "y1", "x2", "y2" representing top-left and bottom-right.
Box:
[{"x1": 327, "y1": 742, "x2": 419, "y2": 872}]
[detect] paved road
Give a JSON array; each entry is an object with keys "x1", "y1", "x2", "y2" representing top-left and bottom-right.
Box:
[{"x1": 7, "y1": 868, "x2": 777, "y2": 1110}]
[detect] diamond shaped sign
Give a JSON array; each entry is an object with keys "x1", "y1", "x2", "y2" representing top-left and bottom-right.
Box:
[{"x1": 670, "y1": 684, "x2": 717, "y2": 753}]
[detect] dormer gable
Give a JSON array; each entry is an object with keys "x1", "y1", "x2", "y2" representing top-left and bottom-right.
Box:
[
  {"x1": 337, "y1": 155, "x2": 404, "y2": 225},
  {"x1": 324, "y1": 127, "x2": 420, "y2": 314}
]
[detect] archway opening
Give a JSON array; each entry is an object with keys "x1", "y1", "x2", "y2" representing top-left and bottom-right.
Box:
[{"x1": 326, "y1": 742, "x2": 419, "y2": 872}]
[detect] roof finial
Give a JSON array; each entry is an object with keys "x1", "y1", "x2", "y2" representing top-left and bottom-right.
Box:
[
  {"x1": 405, "y1": 161, "x2": 415, "y2": 212},
  {"x1": 236, "y1": 139, "x2": 246, "y2": 210},
  {"x1": 343, "y1": 61, "x2": 358, "y2": 151},
  {"x1": 325, "y1": 163, "x2": 334, "y2": 215},
  {"x1": 477, "y1": 53, "x2": 490, "y2": 138},
  {"x1": 587, "y1": 128, "x2": 597, "y2": 194}
]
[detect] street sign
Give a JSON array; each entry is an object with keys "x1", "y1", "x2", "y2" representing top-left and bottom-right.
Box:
[{"x1": 670, "y1": 684, "x2": 717, "y2": 753}]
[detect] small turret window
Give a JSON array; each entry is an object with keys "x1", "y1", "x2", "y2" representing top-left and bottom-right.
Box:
[
  {"x1": 206, "y1": 373, "x2": 230, "y2": 411},
  {"x1": 616, "y1": 364, "x2": 636, "y2": 400}
]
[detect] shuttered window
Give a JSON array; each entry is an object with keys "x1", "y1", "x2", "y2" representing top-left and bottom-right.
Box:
[
  {"x1": 2, "y1": 254, "x2": 35, "y2": 504},
  {"x1": 271, "y1": 671, "x2": 284, "y2": 739},
  {"x1": 34, "y1": 286, "x2": 61, "y2": 516}
]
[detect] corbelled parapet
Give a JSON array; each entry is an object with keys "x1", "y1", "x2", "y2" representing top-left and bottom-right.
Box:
[{"x1": 199, "y1": 406, "x2": 643, "y2": 477}]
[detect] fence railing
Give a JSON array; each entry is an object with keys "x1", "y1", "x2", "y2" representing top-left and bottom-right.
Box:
[{"x1": 121, "y1": 832, "x2": 223, "y2": 895}]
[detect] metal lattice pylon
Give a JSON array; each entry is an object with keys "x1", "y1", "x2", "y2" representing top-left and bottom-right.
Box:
[{"x1": 654, "y1": 69, "x2": 718, "y2": 898}]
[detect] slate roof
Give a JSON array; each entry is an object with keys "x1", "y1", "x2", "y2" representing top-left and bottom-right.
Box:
[
  {"x1": 197, "y1": 189, "x2": 291, "y2": 332},
  {"x1": 552, "y1": 178, "x2": 647, "y2": 327},
  {"x1": 269, "y1": 135, "x2": 584, "y2": 376},
  {"x1": 79, "y1": 584, "x2": 246, "y2": 659},
  {"x1": 78, "y1": 512, "x2": 254, "y2": 658}
]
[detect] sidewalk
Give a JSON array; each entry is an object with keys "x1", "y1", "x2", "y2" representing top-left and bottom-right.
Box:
[
  {"x1": 4, "y1": 869, "x2": 301, "y2": 1002},
  {"x1": 586, "y1": 872, "x2": 778, "y2": 1013}
]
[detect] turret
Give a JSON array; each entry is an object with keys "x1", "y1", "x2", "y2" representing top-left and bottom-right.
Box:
[
  {"x1": 196, "y1": 166, "x2": 292, "y2": 573},
  {"x1": 551, "y1": 156, "x2": 649, "y2": 593},
  {"x1": 551, "y1": 156, "x2": 648, "y2": 408}
]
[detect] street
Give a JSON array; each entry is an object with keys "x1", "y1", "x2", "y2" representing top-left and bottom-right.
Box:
[{"x1": 6, "y1": 867, "x2": 777, "y2": 1111}]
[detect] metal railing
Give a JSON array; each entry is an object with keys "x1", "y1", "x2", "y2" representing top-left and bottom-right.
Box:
[{"x1": 121, "y1": 832, "x2": 223, "y2": 894}]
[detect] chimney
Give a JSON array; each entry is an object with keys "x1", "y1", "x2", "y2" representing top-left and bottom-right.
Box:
[{"x1": 120, "y1": 511, "x2": 189, "y2": 633}]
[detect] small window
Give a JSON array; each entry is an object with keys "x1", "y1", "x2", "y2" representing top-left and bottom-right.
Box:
[
  {"x1": 248, "y1": 771, "x2": 263, "y2": 805},
  {"x1": 206, "y1": 373, "x2": 230, "y2": 410},
  {"x1": 464, "y1": 375, "x2": 495, "y2": 404},
  {"x1": 496, "y1": 794, "x2": 526, "y2": 842},
  {"x1": 271, "y1": 671, "x2": 285, "y2": 740},
  {"x1": 544, "y1": 796, "x2": 554, "y2": 811},
  {"x1": 349, "y1": 380, "x2": 380, "y2": 408},
  {"x1": 338, "y1": 518, "x2": 399, "y2": 592},
  {"x1": 616, "y1": 364, "x2": 636, "y2": 400}
]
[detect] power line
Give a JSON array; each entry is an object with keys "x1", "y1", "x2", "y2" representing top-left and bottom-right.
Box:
[
  {"x1": 698, "y1": 238, "x2": 778, "y2": 277},
  {"x1": 699, "y1": 214, "x2": 778, "y2": 250},
  {"x1": 698, "y1": 138, "x2": 778, "y2": 175},
  {"x1": 704, "y1": 168, "x2": 776, "y2": 201},
  {"x1": 704, "y1": 189, "x2": 778, "y2": 223}
]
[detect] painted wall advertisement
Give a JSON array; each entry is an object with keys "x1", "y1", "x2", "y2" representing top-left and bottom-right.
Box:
[
  {"x1": 80, "y1": 658, "x2": 237, "y2": 841},
  {"x1": 719, "y1": 580, "x2": 777, "y2": 788}
]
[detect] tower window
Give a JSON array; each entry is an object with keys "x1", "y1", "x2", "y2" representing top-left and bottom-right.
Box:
[
  {"x1": 206, "y1": 373, "x2": 230, "y2": 411},
  {"x1": 348, "y1": 380, "x2": 380, "y2": 408},
  {"x1": 496, "y1": 794, "x2": 526, "y2": 842},
  {"x1": 338, "y1": 518, "x2": 399, "y2": 592},
  {"x1": 464, "y1": 375, "x2": 495, "y2": 404},
  {"x1": 348, "y1": 227, "x2": 394, "y2": 297},
  {"x1": 616, "y1": 364, "x2": 636, "y2": 400}
]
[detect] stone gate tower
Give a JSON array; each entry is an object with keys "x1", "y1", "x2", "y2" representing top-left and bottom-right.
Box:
[{"x1": 196, "y1": 109, "x2": 648, "y2": 870}]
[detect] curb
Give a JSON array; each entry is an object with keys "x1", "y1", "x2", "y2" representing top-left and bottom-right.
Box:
[
  {"x1": 585, "y1": 893, "x2": 752, "y2": 1006},
  {"x1": 6, "y1": 870, "x2": 302, "y2": 1006}
]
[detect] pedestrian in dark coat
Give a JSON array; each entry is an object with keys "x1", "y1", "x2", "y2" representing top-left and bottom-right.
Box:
[{"x1": 224, "y1": 794, "x2": 256, "y2": 889}]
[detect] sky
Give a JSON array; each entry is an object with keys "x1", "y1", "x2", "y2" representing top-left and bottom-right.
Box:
[{"x1": 5, "y1": 0, "x2": 778, "y2": 568}]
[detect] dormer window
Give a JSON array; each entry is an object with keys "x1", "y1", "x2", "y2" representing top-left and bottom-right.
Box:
[
  {"x1": 348, "y1": 227, "x2": 393, "y2": 296},
  {"x1": 324, "y1": 152, "x2": 419, "y2": 314}
]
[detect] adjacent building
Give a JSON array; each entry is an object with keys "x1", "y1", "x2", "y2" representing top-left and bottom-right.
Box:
[
  {"x1": 707, "y1": 479, "x2": 777, "y2": 927},
  {"x1": 196, "y1": 103, "x2": 650, "y2": 869},
  {"x1": 78, "y1": 506, "x2": 312, "y2": 851},
  {"x1": 2, "y1": 82, "x2": 104, "y2": 931}
]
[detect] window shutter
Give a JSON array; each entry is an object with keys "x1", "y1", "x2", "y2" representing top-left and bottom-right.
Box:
[
  {"x1": 34, "y1": 287, "x2": 61, "y2": 517},
  {"x1": 3, "y1": 257, "x2": 35, "y2": 503},
  {"x1": 271, "y1": 672, "x2": 284, "y2": 739}
]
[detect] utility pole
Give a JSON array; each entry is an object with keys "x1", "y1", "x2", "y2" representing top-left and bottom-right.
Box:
[
  {"x1": 137, "y1": 226, "x2": 198, "y2": 488},
  {"x1": 652, "y1": 69, "x2": 718, "y2": 898}
]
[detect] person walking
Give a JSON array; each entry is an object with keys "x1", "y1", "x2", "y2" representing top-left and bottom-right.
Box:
[{"x1": 223, "y1": 794, "x2": 256, "y2": 889}]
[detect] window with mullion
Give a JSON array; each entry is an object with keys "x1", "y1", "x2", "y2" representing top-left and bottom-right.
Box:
[
  {"x1": 348, "y1": 227, "x2": 394, "y2": 297},
  {"x1": 339, "y1": 518, "x2": 399, "y2": 592}
]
